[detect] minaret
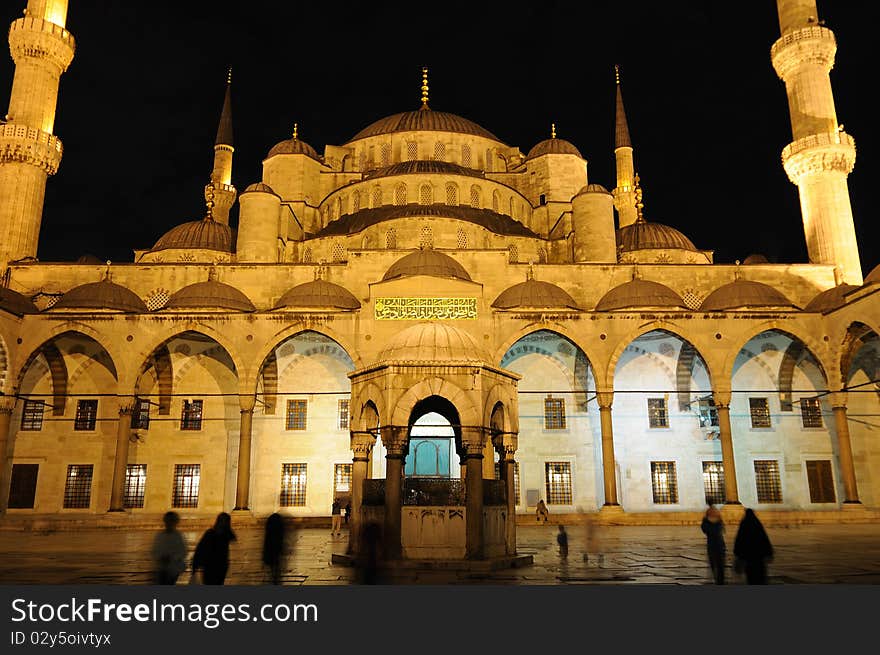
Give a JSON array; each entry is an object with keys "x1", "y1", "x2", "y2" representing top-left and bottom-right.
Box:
[
  {"x1": 771, "y1": 0, "x2": 862, "y2": 284},
  {"x1": 206, "y1": 68, "x2": 237, "y2": 225},
  {"x1": 612, "y1": 65, "x2": 638, "y2": 228},
  {"x1": 0, "y1": 0, "x2": 75, "y2": 265}
]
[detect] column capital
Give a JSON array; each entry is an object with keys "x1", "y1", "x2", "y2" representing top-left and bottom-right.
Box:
[
  {"x1": 239, "y1": 394, "x2": 256, "y2": 413},
  {"x1": 492, "y1": 433, "x2": 518, "y2": 459},
  {"x1": 459, "y1": 426, "x2": 486, "y2": 454},
  {"x1": 117, "y1": 397, "x2": 135, "y2": 416},
  {"x1": 596, "y1": 391, "x2": 614, "y2": 409},
  {"x1": 711, "y1": 388, "x2": 731, "y2": 407},
  {"x1": 829, "y1": 391, "x2": 848, "y2": 410},
  {"x1": 380, "y1": 425, "x2": 408, "y2": 456},
  {"x1": 350, "y1": 432, "x2": 376, "y2": 459}
]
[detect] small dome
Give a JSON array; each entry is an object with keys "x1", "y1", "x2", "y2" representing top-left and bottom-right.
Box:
[
  {"x1": 742, "y1": 254, "x2": 770, "y2": 265},
  {"x1": 0, "y1": 287, "x2": 38, "y2": 315},
  {"x1": 243, "y1": 182, "x2": 277, "y2": 194},
  {"x1": 377, "y1": 323, "x2": 487, "y2": 362},
  {"x1": 349, "y1": 110, "x2": 500, "y2": 142},
  {"x1": 267, "y1": 137, "x2": 320, "y2": 160},
  {"x1": 804, "y1": 284, "x2": 860, "y2": 313},
  {"x1": 383, "y1": 250, "x2": 471, "y2": 282},
  {"x1": 493, "y1": 279, "x2": 579, "y2": 310},
  {"x1": 76, "y1": 254, "x2": 102, "y2": 264},
  {"x1": 576, "y1": 183, "x2": 610, "y2": 195},
  {"x1": 701, "y1": 280, "x2": 797, "y2": 311},
  {"x1": 617, "y1": 221, "x2": 698, "y2": 252},
  {"x1": 152, "y1": 218, "x2": 233, "y2": 253},
  {"x1": 865, "y1": 264, "x2": 880, "y2": 285},
  {"x1": 51, "y1": 280, "x2": 148, "y2": 313},
  {"x1": 527, "y1": 138, "x2": 582, "y2": 159},
  {"x1": 166, "y1": 281, "x2": 255, "y2": 312},
  {"x1": 274, "y1": 279, "x2": 360, "y2": 310},
  {"x1": 595, "y1": 279, "x2": 687, "y2": 311}
]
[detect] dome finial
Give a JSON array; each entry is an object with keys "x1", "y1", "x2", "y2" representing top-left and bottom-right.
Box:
[
  {"x1": 104, "y1": 260, "x2": 112, "y2": 282},
  {"x1": 205, "y1": 180, "x2": 216, "y2": 221},
  {"x1": 420, "y1": 67, "x2": 430, "y2": 110},
  {"x1": 634, "y1": 173, "x2": 645, "y2": 223},
  {"x1": 292, "y1": 122, "x2": 298, "y2": 140},
  {"x1": 615, "y1": 64, "x2": 621, "y2": 85},
  {"x1": 527, "y1": 262, "x2": 535, "y2": 281},
  {"x1": 551, "y1": 123, "x2": 556, "y2": 139},
  {"x1": 226, "y1": 66, "x2": 232, "y2": 85}
]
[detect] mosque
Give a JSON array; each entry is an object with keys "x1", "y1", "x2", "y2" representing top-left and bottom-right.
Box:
[{"x1": 0, "y1": 0, "x2": 877, "y2": 560}]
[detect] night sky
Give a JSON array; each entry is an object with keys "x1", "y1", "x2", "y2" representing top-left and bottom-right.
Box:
[{"x1": 1, "y1": 1, "x2": 876, "y2": 275}]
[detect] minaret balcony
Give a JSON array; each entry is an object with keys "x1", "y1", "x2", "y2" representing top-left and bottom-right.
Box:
[
  {"x1": 0, "y1": 123, "x2": 63, "y2": 174},
  {"x1": 782, "y1": 131, "x2": 855, "y2": 184},
  {"x1": 771, "y1": 26, "x2": 836, "y2": 80},
  {"x1": 8, "y1": 16, "x2": 75, "y2": 72}
]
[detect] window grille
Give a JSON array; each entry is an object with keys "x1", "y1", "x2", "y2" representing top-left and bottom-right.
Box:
[
  {"x1": 749, "y1": 397, "x2": 771, "y2": 428},
  {"x1": 805, "y1": 460, "x2": 836, "y2": 503},
  {"x1": 545, "y1": 462, "x2": 572, "y2": 505},
  {"x1": 21, "y1": 399, "x2": 44, "y2": 431},
  {"x1": 338, "y1": 399, "x2": 350, "y2": 430},
  {"x1": 702, "y1": 461, "x2": 726, "y2": 506},
  {"x1": 302, "y1": 247, "x2": 312, "y2": 263},
  {"x1": 651, "y1": 461, "x2": 678, "y2": 504},
  {"x1": 492, "y1": 190, "x2": 500, "y2": 212},
  {"x1": 331, "y1": 242, "x2": 346, "y2": 262},
  {"x1": 494, "y1": 461, "x2": 521, "y2": 506},
  {"x1": 456, "y1": 228, "x2": 468, "y2": 249},
  {"x1": 172, "y1": 464, "x2": 200, "y2": 508},
  {"x1": 508, "y1": 244, "x2": 518, "y2": 263},
  {"x1": 381, "y1": 143, "x2": 390, "y2": 166},
  {"x1": 394, "y1": 184, "x2": 407, "y2": 205},
  {"x1": 544, "y1": 396, "x2": 566, "y2": 430},
  {"x1": 334, "y1": 463, "x2": 352, "y2": 497},
  {"x1": 63, "y1": 464, "x2": 94, "y2": 509},
  {"x1": 485, "y1": 148, "x2": 493, "y2": 171},
  {"x1": 124, "y1": 464, "x2": 147, "y2": 508},
  {"x1": 419, "y1": 226, "x2": 433, "y2": 249},
  {"x1": 180, "y1": 400, "x2": 203, "y2": 431},
  {"x1": 372, "y1": 186, "x2": 382, "y2": 207},
  {"x1": 406, "y1": 141, "x2": 418, "y2": 161},
  {"x1": 280, "y1": 463, "x2": 307, "y2": 506},
  {"x1": 648, "y1": 398, "x2": 669, "y2": 428},
  {"x1": 538, "y1": 247, "x2": 547, "y2": 263},
  {"x1": 419, "y1": 184, "x2": 433, "y2": 205},
  {"x1": 434, "y1": 142, "x2": 445, "y2": 161},
  {"x1": 461, "y1": 144, "x2": 471, "y2": 167},
  {"x1": 445, "y1": 182, "x2": 458, "y2": 205},
  {"x1": 131, "y1": 398, "x2": 151, "y2": 430},
  {"x1": 7, "y1": 464, "x2": 39, "y2": 509},
  {"x1": 145, "y1": 289, "x2": 170, "y2": 311},
  {"x1": 753, "y1": 460, "x2": 782, "y2": 503},
  {"x1": 800, "y1": 398, "x2": 823, "y2": 428},
  {"x1": 385, "y1": 229, "x2": 397, "y2": 249},
  {"x1": 74, "y1": 400, "x2": 98, "y2": 431},
  {"x1": 286, "y1": 400, "x2": 308, "y2": 430},
  {"x1": 470, "y1": 185, "x2": 481, "y2": 208},
  {"x1": 681, "y1": 289, "x2": 703, "y2": 310}
]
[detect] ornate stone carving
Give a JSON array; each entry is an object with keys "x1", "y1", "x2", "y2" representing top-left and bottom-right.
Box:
[
  {"x1": 0, "y1": 123, "x2": 63, "y2": 175},
  {"x1": 8, "y1": 16, "x2": 76, "y2": 73},
  {"x1": 782, "y1": 132, "x2": 856, "y2": 184},
  {"x1": 350, "y1": 432, "x2": 376, "y2": 458},
  {"x1": 771, "y1": 26, "x2": 836, "y2": 80}
]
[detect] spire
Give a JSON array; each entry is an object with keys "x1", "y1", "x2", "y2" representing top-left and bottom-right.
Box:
[
  {"x1": 204, "y1": 180, "x2": 216, "y2": 222},
  {"x1": 633, "y1": 173, "x2": 645, "y2": 223},
  {"x1": 292, "y1": 122, "x2": 298, "y2": 140},
  {"x1": 614, "y1": 64, "x2": 632, "y2": 149},
  {"x1": 551, "y1": 123, "x2": 557, "y2": 139},
  {"x1": 420, "y1": 67, "x2": 430, "y2": 111},
  {"x1": 214, "y1": 67, "x2": 233, "y2": 147}
]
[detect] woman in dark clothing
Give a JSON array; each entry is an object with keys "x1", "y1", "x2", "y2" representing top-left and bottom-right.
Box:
[
  {"x1": 262, "y1": 513, "x2": 286, "y2": 585},
  {"x1": 192, "y1": 512, "x2": 237, "y2": 585},
  {"x1": 733, "y1": 508, "x2": 773, "y2": 584},
  {"x1": 700, "y1": 506, "x2": 726, "y2": 584}
]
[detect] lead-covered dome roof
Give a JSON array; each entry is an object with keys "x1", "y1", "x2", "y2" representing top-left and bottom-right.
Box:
[
  {"x1": 349, "y1": 109, "x2": 501, "y2": 142},
  {"x1": 383, "y1": 250, "x2": 471, "y2": 282},
  {"x1": 527, "y1": 138, "x2": 582, "y2": 159},
  {"x1": 595, "y1": 279, "x2": 687, "y2": 311},
  {"x1": 0, "y1": 287, "x2": 38, "y2": 315},
  {"x1": 364, "y1": 160, "x2": 484, "y2": 180},
  {"x1": 166, "y1": 280, "x2": 255, "y2": 312},
  {"x1": 51, "y1": 280, "x2": 148, "y2": 313},
  {"x1": 804, "y1": 284, "x2": 859, "y2": 313},
  {"x1": 617, "y1": 221, "x2": 698, "y2": 252},
  {"x1": 274, "y1": 279, "x2": 360, "y2": 311},
  {"x1": 700, "y1": 280, "x2": 796, "y2": 311},
  {"x1": 377, "y1": 323, "x2": 488, "y2": 362},
  {"x1": 493, "y1": 278, "x2": 579, "y2": 310},
  {"x1": 865, "y1": 264, "x2": 880, "y2": 285},
  {"x1": 152, "y1": 218, "x2": 234, "y2": 253},
  {"x1": 267, "y1": 137, "x2": 321, "y2": 161}
]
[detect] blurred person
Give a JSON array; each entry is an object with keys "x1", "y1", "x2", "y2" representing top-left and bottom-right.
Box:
[
  {"x1": 536, "y1": 499, "x2": 549, "y2": 523},
  {"x1": 262, "y1": 512, "x2": 286, "y2": 585},
  {"x1": 331, "y1": 498, "x2": 343, "y2": 537},
  {"x1": 701, "y1": 505, "x2": 726, "y2": 584},
  {"x1": 151, "y1": 511, "x2": 187, "y2": 585},
  {"x1": 734, "y1": 508, "x2": 773, "y2": 584},
  {"x1": 356, "y1": 521, "x2": 383, "y2": 585},
  {"x1": 583, "y1": 513, "x2": 604, "y2": 565},
  {"x1": 192, "y1": 512, "x2": 237, "y2": 585},
  {"x1": 556, "y1": 525, "x2": 569, "y2": 557},
  {"x1": 344, "y1": 501, "x2": 352, "y2": 525}
]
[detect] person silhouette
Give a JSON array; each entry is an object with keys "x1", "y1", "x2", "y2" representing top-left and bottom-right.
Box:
[
  {"x1": 151, "y1": 511, "x2": 187, "y2": 585},
  {"x1": 701, "y1": 505, "x2": 726, "y2": 584},
  {"x1": 192, "y1": 512, "x2": 237, "y2": 585},
  {"x1": 734, "y1": 508, "x2": 773, "y2": 584},
  {"x1": 262, "y1": 512, "x2": 286, "y2": 585},
  {"x1": 536, "y1": 499, "x2": 550, "y2": 523},
  {"x1": 556, "y1": 525, "x2": 569, "y2": 557}
]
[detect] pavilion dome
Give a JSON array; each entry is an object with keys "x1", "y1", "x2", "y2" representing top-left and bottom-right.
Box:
[
  {"x1": 700, "y1": 280, "x2": 797, "y2": 311},
  {"x1": 595, "y1": 279, "x2": 687, "y2": 311},
  {"x1": 492, "y1": 278, "x2": 579, "y2": 310},
  {"x1": 349, "y1": 109, "x2": 501, "y2": 143},
  {"x1": 576, "y1": 183, "x2": 610, "y2": 195},
  {"x1": 0, "y1": 287, "x2": 38, "y2": 315},
  {"x1": 166, "y1": 280, "x2": 255, "y2": 312},
  {"x1": 617, "y1": 221, "x2": 698, "y2": 252},
  {"x1": 51, "y1": 280, "x2": 148, "y2": 313},
  {"x1": 151, "y1": 218, "x2": 233, "y2": 253},
  {"x1": 267, "y1": 137, "x2": 321, "y2": 161},
  {"x1": 274, "y1": 279, "x2": 360, "y2": 310},
  {"x1": 383, "y1": 250, "x2": 471, "y2": 282},
  {"x1": 243, "y1": 182, "x2": 277, "y2": 194},
  {"x1": 527, "y1": 138, "x2": 582, "y2": 159},
  {"x1": 377, "y1": 322, "x2": 488, "y2": 362},
  {"x1": 804, "y1": 284, "x2": 860, "y2": 313}
]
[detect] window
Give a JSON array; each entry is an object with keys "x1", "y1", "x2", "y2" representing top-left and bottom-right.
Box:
[
  {"x1": 648, "y1": 398, "x2": 669, "y2": 428},
  {"x1": 338, "y1": 399, "x2": 350, "y2": 430},
  {"x1": 495, "y1": 461, "x2": 521, "y2": 506},
  {"x1": 544, "y1": 396, "x2": 566, "y2": 430},
  {"x1": 545, "y1": 462, "x2": 572, "y2": 505},
  {"x1": 394, "y1": 183, "x2": 407, "y2": 205},
  {"x1": 74, "y1": 400, "x2": 98, "y2": 431},
  {"x1": 406, "y1": 141, "x2": 418, "y2": 161},
  {"x1": 698, "y1": 397, "x2": 719, "y2": 427},
  {"x1": 172, "y1": 464, "x2": 201, "y2": 508},
  {"x1": 800, "y1": 398, "x2": 823, "y2": 428},
  {"x1": 434, "y1": 142, "x2": 445, "y2": 161},
  {"x1": 334, "y1": 463, "x2": 352, "y2": 499},
  {"x1": 419, "y1": 184, "x2": 433, "y2": 205},
  {"x1": 7, "y1": 464, "x2": 39, "y2": 509},
  {"x1": 124, "y1": 464, "x2": 147, "y2": 508},
  {"x1": 539, "y1": 194, "x2": 547, "y2": 205},
  {"x1": 749, "y1": 397, "x2": 771, "y2": 428},
  {"x1": 461, "y1": 144, "x2": 471, "y2": 167},
  {"x1": 492, "y1": 190, "x2": 500, "y2": 212},
  {"x1": 331, "y1": 242, "x2": 346, "y2": 262},
  {"x1": 445, "y1": 182, "x2": 458, "y2": 205},
  {"x1": 21, "y1": 400, "x2": 44, "y2": 431},
  {"x1": 508, "y1": 244, "x2": 518, "y2": 263},
  {"x1": 131, "y1": 398, "x2": 151, "y2": 430},
  {"x1": 280, "y1": 463, "x2": 307, "y2": 506},
  {"x1": 651, "y1": 461, "x2": 678, "y2": 504},
  {"x1": 702, "y1": 461, "x2": 726, "y2": 506},
  {"x1": 180, "y1": 400, "x2": 203, "y2": 431},
  {"x1": 419, "y1": 226, "x2": 433, "y2": 249},
  {"x1": 753, "y1": 460, "x2": 782, "y2": 503},
  {"x1": 806, "y1": 460, "x2": 836, "y2": 503},
  {"x1": 385, "y1": 228, "x2": 397, "y2": 249},
  {"x1": 286, "y1": 400, "x2": 308, "y2": 431},
  {"x1": 469, "y1": 185, "x2": 481, "y2": 208},
  {"x1": 63, "y1": 464, "x2": 93, "y2": 509},
  {"x1": 456, "y1": 228, "x2": 468, "y2": 249},
  {"x1": 372, "y1": 185, "x2": 383, "y2": 208},
  {"x1": 380, "y1": 143, "x2": 391, "y2": 166}
]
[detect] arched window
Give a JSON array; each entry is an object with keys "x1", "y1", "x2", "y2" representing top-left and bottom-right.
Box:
[
  {"x1": 461, "y1": 144, "x2": 471, "y2": 167},
  {"x1": 394, "y1": 183, "x2": 408, "y2": 205},
  {"x1": 419, "y1": 226, "x2": 434, "y2": 249},
  {"x1": 419, "y1": 184, "x2": 433, "y2": 205},
  {"x1": 538, "y1": 247, "x2": 547, "y2": 263},
  {"x1": 492, "y1": 190, "x2": 500, "y2": 212},
  {"x1": 406, "y1": 141, "x2": 418, "y2": 161},
  {"x1": 368, "y1": 145, "x2": 375, "y2": 167},
  {"x1": 372, "y1": 185, "x2": 383, "y2": 208},
  {"x1": 434, "y1": 142, "x2": 445, "y2": 161},
  {"x1": 385, "y1": 228, "x2": 397, "y2": 249},
  {"x1": 508, "y1": 244, "x2": 518, "y2": 263},
  {"x1": 446, "y1": 182, "x2": 459, "y2": 205},
  {"x1": 331, "y1": 242, "x2": 346, "y2": 262},
  {"x1": 470, "y1": 185, "x2": 481, "y2": 209},
  {"x1": 302, "y1": 247, "x2": 312, "y2": 263},
  {"x1": 352, "y1": 190, "x2": 361, "y2": 212},
  {"x1": 457, "y1": 228, "x2": 468, "y2": 249},
  {"x1": 358, "y1": 153, "x2": 365, "y2": 170},
  {"x1": 381, "y1": 143, "x2": 391, "y2": 166},
  {"x1": 485, "y1": 148, "x2": 493, "y2": 172}
]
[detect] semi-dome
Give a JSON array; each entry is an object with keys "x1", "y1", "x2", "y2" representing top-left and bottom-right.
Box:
[
  {"x1": 804, "y1": 284, "x2": 860, "y2": 313},
  {"x1": 274, "y1": 279, "x2": 360, "y2": 310},
  {"x1": 243, "y1": 182, "x2": 277, "y2": 194},
  {"x1": 152, "y1": 218, "x2": 234, "y2": 253},
  {"x1": 595, "y1": 279, "x2": 687, "y2": 311},
  {"x1": 701, "y1": 280, "x2": 796, "y2": 311},
  {"x1": 865, "y1": 264, "x2": 880, "y2": 285},
  {"x1": 51, "y1": 280, "x2": 148, "y2": 313},
  {"x1": 492, "y1": 278, "x2": 579, "y2": 310},
  {"x1": 383, "y1": 250, "x2": 471, "y2": 282},
  {"x1": 377, "y1": 322, "x2": 487, "y2": 362},
  {"x1": 166, "y1": 281, "x2": 255, "y2": 312},
  {"x1": 267, "y1": 136, "x2": 321, "y2": 161},
  {"x1": 349, "y1": 109, "x2": 500, "y2": 142},
  {"x1": 0, "y1": 287, "x2": 38, "y2": 315},
  {"x1": 527, "y1": 138, "x2": 582, "y2": 159},
  {"x1": 617, "y1": 221, "x2": 698, "y2": 252},
  {"x1": 742, "y1": 253, "x2": 770, "y2": 265}
]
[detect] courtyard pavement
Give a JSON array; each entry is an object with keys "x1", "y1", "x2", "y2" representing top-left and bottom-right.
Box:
[{"x1": 1, "y1": 522, "x2": 879, "y2": 585}]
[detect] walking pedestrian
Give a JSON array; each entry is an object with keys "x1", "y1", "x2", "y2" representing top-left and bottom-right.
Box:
[
  {"x1": 331, "y1": 498, "x2": 343, "y2": 537},
  {"x1": 151, "y1": 511, "x2": 187, "y2": 585},
  {"x1": 262, "y1": 512, "x2": 286, "y2": 585},
  {"x1": 701, "y1": 505, "x2": 726, "y2": 584},
  {"x1": 733, "y1": 508, "x2": 773, "y2": 584},
  {"x1": 556, "y1": 525, "x2": 569, "y2": 557},
  {"x1": 582, "y1": 513, "x2": 604, "y2": 564},
  {"x1": 192, "y1": 512, "x2": 237, "y2": 585},
  {"x1": 536, "y1": 499, "x2": 549, "y2": 523},
  {"x1": 344, "y1": 501, "x2": 351, "y2": 525}
]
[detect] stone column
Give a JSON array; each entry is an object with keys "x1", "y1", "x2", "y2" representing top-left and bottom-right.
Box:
[
  {"x1": 108, "y1": 397, "x2": 135, "y2": 512},
  {"x1": 382, "y1": 426, "x2": 407, "y2": 560},
  {"x1": 493, "y1": 433, "x2": 518, "y2": 556},
  {"x1": 596, "y1": 391, "x2": 619, "y2": 506},
  {"x1": 713, "y1": 391, "x2": 740, "y2": 505},
  {"x1": 461, "y1": 427, "x2": 485, "y2": 560},
  {"x1": 830, "y1": 392, "x2": 860, "y2": 504},
  {"x1": 233, "y1": 395, "x2": 256, "y2": 511},
  {"x1": 0, "y1": 396, "x2": 16, "y2": 512},
  {"x1": 348, "y1": 432, "x2": 375, "y2": 555}
]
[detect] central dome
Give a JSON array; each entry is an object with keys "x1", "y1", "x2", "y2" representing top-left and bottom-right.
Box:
[
  {"x1": 384, "y1": 250, "x2": 471, "y2": 282},
  {"x1": 377, "y1": 323, "x2": 488, "y2": 362},
  {"x1": 349, "y1": 109, "x2": 501, "y2": 142}
]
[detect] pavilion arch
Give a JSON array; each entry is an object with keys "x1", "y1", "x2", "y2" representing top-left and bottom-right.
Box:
[
  {"x1": 406, "y1": 395, "x2": 464, "y2": 452},
  {"x1": 483, "y1": 384, "x2": 518, "y2": 435},
  {"x1": 390, "y1": 377, "x2": 480, "y2": 429},
  {"x1": 350, "y1": 381, "x2": 388, "y2": 432}
]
